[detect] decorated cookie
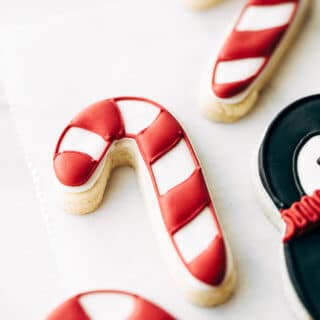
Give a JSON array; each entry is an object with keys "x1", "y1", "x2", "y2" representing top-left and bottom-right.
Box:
[
  {"x1": 254, "y1": 95, "x2": 320, "y2": 319},
  {"x1": 46, "y1": 290, "x2": 175, "y2": 319},
  {"x1": 53, "y1": 97, "x2": 235, "y2": 306},
  {"x1": 180, "y1": 0, "x2": 220, "y2": 10},
  {"x1": 200, "y1": 0, "x2": 310, "y2": 123}
]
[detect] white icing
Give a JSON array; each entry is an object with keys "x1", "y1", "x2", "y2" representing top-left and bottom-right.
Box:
[
  {"x1": 296, "y1": 135, "x2": 320, "y2": 195},
  {"x1": 79, "y1": 292, "x2": 135, "y2": 319},
  {"x1": 236, "y1": 3, "x2": 295, "y2": 31},
  {"x1": 59, "y1": 127, "x2": 107, "y2": 160},
  {"x1": 151, "y1": 139, "x2": 195, "y2": 195},
  {"x1": 214, "y1": 57, "x2": 265, "y2": 84},
  {"x1": 173, "y1": 207, "x2": 218, "y2": 263},
  {"x1": 117, "y1": 100, "x2": 160, "y2": 135},
  {"x1": 199, "y1": 59, "x2": 253, "y2": 106}
]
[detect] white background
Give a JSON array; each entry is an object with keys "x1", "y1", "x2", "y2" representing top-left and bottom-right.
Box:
[{"x1": 0, "y1": 0, "x2": 319, "y2": 319}]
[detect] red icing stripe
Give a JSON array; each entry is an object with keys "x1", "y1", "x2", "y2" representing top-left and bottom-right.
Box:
[
  {"x1": 46, "y1": 291, "x2": 175, "y2": 320},
  {"x1": 188, "y1": 235, "x2": 227, "y2": 286},
  {"x1": 130, "y1": 296, "x2": 175, "y2": 320},
  {"x1": 212, "y1": 0, "x2": 299, "y2": 99},
  {"x1": 159, "y1": 169, "x2": 210, "y2": 234},
  {"x1": 46, "y1": 296, "x2": 90, "y2": 320},
  {"x1": 218, "y1": 29, "x2": 287, "y2": 60},
  {"x1": 136, "y1": 111, "x2": 183, "y2": 164},
  {"x1": 54, "y1": 151, "x2": 97, "y2": 186},
  {"x1": 71, "y1": 99, "x2": 124, "y2": 140},
  {"x1": 213, "y1": 77, "x2": 260, "y2": 99}
]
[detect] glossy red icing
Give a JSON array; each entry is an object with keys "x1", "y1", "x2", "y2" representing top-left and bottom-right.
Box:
[
  {"x1": 46, "y1": 290, "x2": 175, "y2": 320},
  {"x1": 218, "y1": 30, "x2": 286, "y2": 61},
  {"x1": 131, "y1": 296, "x2": 175, "y2": 320},
  {"x1": 281, "y1": 190, "x2": 320, "y2": 242},
  {"x1": 212, "y1": 0, "x2": 299, "y2": 99},
  {"x1": 53, "y1": 97, "x2": 227, "y2": 286},
  {"x1": 46, "y1": 296, "x2": 90, "y2": 320},
  {"x1": 159, "y1": 169, "x2": 210, "y2": 234},
  {"x1": 136, "y1": 111, "x2": 182, "y2": 164},
  {"x1": 189, "y1": 235, "x2": 226, "y2": 286},
  {"x1": 213, "y1": 77, "x2": 260, "y2": 100},
  {"x1": 54, "y1": 151, "x2": 97, "y2": 186},
  {"x1": 71, "y1": 100, "x2": 124, "y2": 140}
]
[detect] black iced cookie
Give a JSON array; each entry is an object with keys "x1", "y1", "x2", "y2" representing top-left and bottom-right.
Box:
[{"x1": 257, "y1": 95, "x2": 320, "y2": 319}]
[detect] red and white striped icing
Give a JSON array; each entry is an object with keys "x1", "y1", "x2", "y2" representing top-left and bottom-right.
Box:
[
  {"x1": 46, "y1": 290, "x2": 175, "y2": 320},
  {"x1": 53, "y1": 97, "x2": 228, "y2": 287},
  {"x1": 212, "y1": 0, "x2": 300, "y2": 100},
  {"x1": 281, "y1": 191, "x2": 320, "y2": 242}
]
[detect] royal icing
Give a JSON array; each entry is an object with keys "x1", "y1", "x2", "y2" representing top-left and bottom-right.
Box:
[
  {"x1": 53, "y1": 97, "x2": 229, "y2": 287},
  {"x1": 151, "y1": 139, "x2": 195, "y2": 195},
  {"x1": 46, "y1": 290, "x2": 175, "y2": 320},
  {"x1": 214, "y1": 57, "x2": 265, "y2": 85},
  {"x1": 80, "y1": 292, "x2": 134, "y2": 319},
  {"x1": 258, "y1": 95, "x2": 320, "y2": 319},
  {"x1": 117, "y1": 100, "x2": 160, "y2": 135},
  {"x1": 296, "y1": 135, "x2": 320, "y2": 196},
  {"x1": 212, "y1": 0, "x2": 300, "y2": 100},
  {"x1": 280, "y1": 191, "x2": 320, "y2": 242},
  {"x1": 173, "y1": 206, "x2": 218, "y2": 263},
  {"x1": 59, "y1": 127, "x2": 107, "y2": 161},
  {"x1": 236, "y1": 3, "x2": 296, "y2": 31}
]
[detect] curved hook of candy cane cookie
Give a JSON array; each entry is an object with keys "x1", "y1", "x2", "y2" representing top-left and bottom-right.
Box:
[
  {"x1": 199, "y1": 0, "x2": 311, "y2": 123},
  {"x1": 53, "y1": 97, "x2": 236, "y2": 306},
  {"x1": 46, "y1": 290, "x2": 175, "y2": 320}
]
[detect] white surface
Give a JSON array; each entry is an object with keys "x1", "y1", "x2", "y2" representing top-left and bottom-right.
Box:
[
  {"x1": 152, "y1": 139, "x2": 195, "y2": 195},
  {"x1": 79, "y1": 293, "x2": 135, "y2": 319},
  {"x1": 297, "y1": 135, "x2": 320, "y2": 195},
  {"x1": 214, "y1": 57, "x2": 265, "y2": 84},
  {"x1": 0, "y1": 106, "x2": 60, "y2": 319},
  {"x1": 59, "y1": 127, "x2": 107, "y2": 160},
  {"x1": 173, "y1": 207, "x2": 218, "y2": 263},
  {"x1": 236, "y1": 3, "x2": 295, "y2": 31},
  {"x1": 0, "y1": 0, "x2": 319, "y2": 319}
]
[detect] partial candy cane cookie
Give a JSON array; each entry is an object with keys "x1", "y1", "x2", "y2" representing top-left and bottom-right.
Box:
[
  {"x1": 46, "y1": 290, "x2": 175, "y2": 319},
  {"x1": 253, "y1": 95, "x2": 320, "y2": 319},
  {"x1": 200, "y1": 0, "x2": 310, "y2": 123},
  {"x1": 179, "y1": 0, "x2": 220, "y2": 11},
  {"x1": 53, "y1": 97, "x2": 235, "y2": 306}
]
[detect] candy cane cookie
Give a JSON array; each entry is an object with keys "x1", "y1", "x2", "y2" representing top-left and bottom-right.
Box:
[
  {"x1": 200, "y1": 0, "x2": 310, "y2": 123},
  {"x1": 253, "y1": 95, "x2": 320, "y2": 319},
  {"x1": 46, "y1": 290, "x2": 175, "y2": 319},
  {"x1": 53, "y1": 97, "x2": 236, "y2": 306}
]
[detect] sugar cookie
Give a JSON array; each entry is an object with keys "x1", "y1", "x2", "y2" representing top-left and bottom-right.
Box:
[
  {"x1": 200, "y1": 0, "x2": 310, "y2": 123},
  {"x1": 53, "y1": 97, "x2": 236, "y2": 306}
]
